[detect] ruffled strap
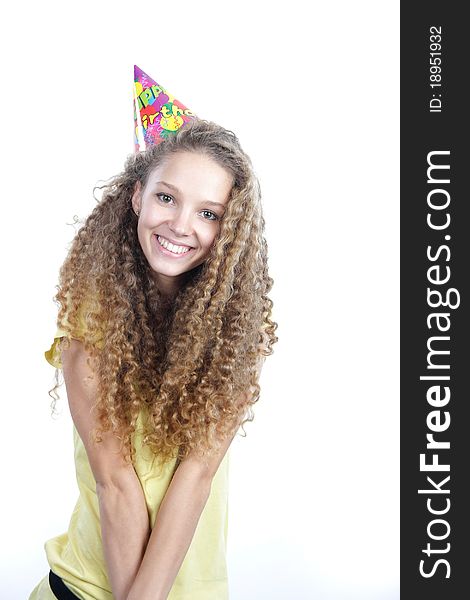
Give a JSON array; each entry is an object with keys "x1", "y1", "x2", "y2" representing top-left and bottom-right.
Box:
[
  {"x1": 44, "y1": 325, "x2": 69, "y2": 370},
  {"x1": 44, "y1": 295, "x2": 103, "y2": 370}
]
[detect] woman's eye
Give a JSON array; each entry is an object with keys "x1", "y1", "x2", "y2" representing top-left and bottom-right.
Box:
[
  {"x1": 157, "y1": 193, "x2": 173, "y2": 204},
  {"x1": 202, "y1": 210, "x2": 218, "y2": 221}
]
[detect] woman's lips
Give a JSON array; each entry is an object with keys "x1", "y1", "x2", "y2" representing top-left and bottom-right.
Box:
[
  {"x1": 157, "y1": 234, "x2": 193, "y2": 248},
  {"x1": 154, "y1": 234, "x2": 195, "y2": 258}
]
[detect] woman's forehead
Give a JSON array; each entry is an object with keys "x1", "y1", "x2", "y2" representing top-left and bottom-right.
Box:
[{"x1": 146, "y1": 152, "x2": 234, "y2": 202}]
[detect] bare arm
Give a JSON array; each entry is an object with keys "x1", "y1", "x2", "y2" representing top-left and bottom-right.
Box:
[
  {"x1": 61, "y1": 339, "x2": 151, "y2": 600},
  {"x1": 96, "y1": 477, "x2": 151, "y2": 600},
  {"x1": 126, "y1": 347, "x2": 266, "y2": 599},
  {"x1": 126, "y1": 429, "x2": 237, "y2": 600}
]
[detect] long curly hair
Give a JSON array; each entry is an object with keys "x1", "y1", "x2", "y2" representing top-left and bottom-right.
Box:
[{"x1": 48, "y1": 118, "x2": 278, "y2": 470}]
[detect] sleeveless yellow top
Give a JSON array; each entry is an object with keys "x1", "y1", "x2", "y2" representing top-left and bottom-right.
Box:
[{"x1": 29, "y1": 303, "x2": 230, "y2": 600}]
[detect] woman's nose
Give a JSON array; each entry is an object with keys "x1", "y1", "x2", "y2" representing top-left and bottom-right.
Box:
[{"x1": 169, "y1": 209, "x2": 192, "y2": 236}]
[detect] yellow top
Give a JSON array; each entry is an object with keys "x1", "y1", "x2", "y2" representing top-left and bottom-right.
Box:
[{"x1": 29, "y1": 301, "x2": 230, "y2": 600}]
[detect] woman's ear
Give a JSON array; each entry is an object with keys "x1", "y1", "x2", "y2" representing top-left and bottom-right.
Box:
[{"x1": 131, "y1": 182, "x2": 142, "y2": 215}]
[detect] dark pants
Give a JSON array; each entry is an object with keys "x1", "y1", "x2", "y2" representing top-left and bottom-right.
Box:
[{"x1": 48, "y1": 571, "x2": 81, "y2": 600}]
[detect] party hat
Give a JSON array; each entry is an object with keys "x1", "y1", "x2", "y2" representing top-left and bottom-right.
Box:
[{"x1": 133, "y1": 65, "x2": 196, "y2": 152}]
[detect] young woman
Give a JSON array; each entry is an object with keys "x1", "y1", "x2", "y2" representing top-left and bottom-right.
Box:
[{"x1": 29, "y1": 117, "x2": 278, "y2": 600}]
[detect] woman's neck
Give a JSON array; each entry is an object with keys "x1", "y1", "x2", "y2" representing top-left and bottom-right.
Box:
[{"x1": 153, "y1": 272, "x2": 189, "y2": 300}]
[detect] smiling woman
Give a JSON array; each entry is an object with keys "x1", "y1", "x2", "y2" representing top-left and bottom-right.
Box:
[{"x1": 29, "y1": 117, "x2": 278, "y2": 600}]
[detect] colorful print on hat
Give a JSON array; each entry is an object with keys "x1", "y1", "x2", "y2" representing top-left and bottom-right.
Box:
[{"x1": 133, "y1": 65, "x2": 196, "y2": 152}]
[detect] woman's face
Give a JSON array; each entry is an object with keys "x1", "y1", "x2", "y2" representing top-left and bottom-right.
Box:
[{"x1": 132, "y1": 151, "x2": 234, "y2": 297}]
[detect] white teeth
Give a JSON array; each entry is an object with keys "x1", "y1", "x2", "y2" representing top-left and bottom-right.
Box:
[{"x1": 157, "y1": 235, "x2": 191, "y2": 254}]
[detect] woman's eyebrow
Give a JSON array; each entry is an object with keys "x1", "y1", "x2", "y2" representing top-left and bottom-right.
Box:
[{"x1": 155, "y1": 180, "x2": 226, "y2": 208}]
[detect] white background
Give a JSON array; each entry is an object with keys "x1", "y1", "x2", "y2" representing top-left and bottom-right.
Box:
[{"x1": 0, "y1": 1, "x2": 399, "y2": 598}]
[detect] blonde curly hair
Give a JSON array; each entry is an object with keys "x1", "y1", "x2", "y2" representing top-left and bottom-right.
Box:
[{"x1": 49, "y1": 118, "x2": 278, "y2": 470}]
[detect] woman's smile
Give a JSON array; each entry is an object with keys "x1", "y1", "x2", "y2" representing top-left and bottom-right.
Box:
[{"x1": 154, "y1": 234, "x2": 196, "y2": 258}]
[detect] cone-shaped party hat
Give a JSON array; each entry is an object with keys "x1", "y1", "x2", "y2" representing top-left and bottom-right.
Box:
[{"x1": 133, "y1": 65, "x2": 196, "y2": 152}]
